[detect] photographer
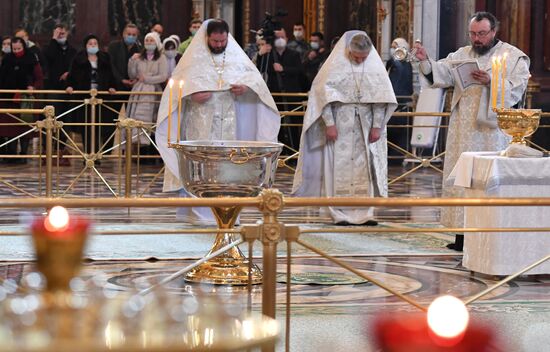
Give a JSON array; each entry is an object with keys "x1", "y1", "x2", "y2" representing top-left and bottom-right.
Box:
[{"x1": 255, "y1": 28, "x2": 304, "y2": 152}]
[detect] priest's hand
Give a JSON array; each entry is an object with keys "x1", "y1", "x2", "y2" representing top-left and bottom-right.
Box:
[
  {"x1": 230, "y1": 84, "x2": 248, "y2": 96},
  {"x1": 413, "y1": 42, "x2": 428, "y2": 61},
  {"x1": 273, "y1": 63, "x2": 284, "y2": 72},
  {"x1": 369, "y1": 128, "x2": 381, "y2": 143},
  {"x1": 191, "y1": 91, "x2": 212, "y2": 104},
  {"x1": 326, "y1": 125, "x2": 338, "y2": 142},
  {"x1": 471, "y1": 69, "x2": 491, "y2": 85}
]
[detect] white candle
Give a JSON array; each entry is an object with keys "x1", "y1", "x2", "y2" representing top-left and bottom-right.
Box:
[
  {"x1": 168, "y1": 79, "x2": 174, "y2": 144},
  {"x1": 177, "y1": 80, "x2": 183, "y2": 142}
]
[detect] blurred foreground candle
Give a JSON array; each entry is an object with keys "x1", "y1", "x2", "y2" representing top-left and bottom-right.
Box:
[
  {"x1": 31, "y1": 206, "x2": 90, "y2": 293},
  {"x1": 371, "y1": 295, "x2": 498, "y2": 351}
]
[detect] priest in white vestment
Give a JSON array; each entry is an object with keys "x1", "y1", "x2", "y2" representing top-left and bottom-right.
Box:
[
  {"x1": 155, "y1": 19, "x2": 280, "y2": 224},
  {"x1": 414, "y1": 12, "x2": 530, "y2": 250},
  {"x1": 292, "y1": 31, "x2": 397, "y2": 225}
]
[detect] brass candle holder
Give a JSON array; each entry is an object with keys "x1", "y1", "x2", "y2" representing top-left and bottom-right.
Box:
[
  {"x1": 31, "y1": 207, "x2": 90, "y2": 294},
  {"x1": 495, "y1": 108, "x2": 541, "y2": 145}
]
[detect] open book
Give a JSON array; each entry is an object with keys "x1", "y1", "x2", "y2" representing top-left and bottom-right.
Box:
[{"x1": 451, "y1": 59, "x2": 481, "y2": 90}]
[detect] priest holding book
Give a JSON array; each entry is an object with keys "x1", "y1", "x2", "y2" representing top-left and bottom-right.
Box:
[{"x1": 414, "y1": 11, "x2": 530, "y2": 251}]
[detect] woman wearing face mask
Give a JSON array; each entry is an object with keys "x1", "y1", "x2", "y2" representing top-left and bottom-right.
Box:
[
  {"x1": 125, "y1": 32, "x2": 168, "y2": 160},
  {"x1": 65, "y1": 34, "x2": 117, "y2": 155},
  {"x1": 162, "y1": 37, "x2": 181, "y2": 78},
  {"x1": 0, "y1": 37, "x2": 44, "y2": 163},
  {"x1": 0, "y1": 36, "x2": 11, "y2": 65}
]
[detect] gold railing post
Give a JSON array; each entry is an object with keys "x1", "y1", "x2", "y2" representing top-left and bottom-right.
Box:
[
  {"x1": 125, "y1": 125, "x2": 132, "y2": 198},
  {"x1": 43, "y1": 106, "x2": 56, "y2": 198},
  {"x1": 258, "y1": 189, "x2": 284, "y2": 321},
  {"x1": 87, "y1": 89, "x2": 103, "y2": 157}
]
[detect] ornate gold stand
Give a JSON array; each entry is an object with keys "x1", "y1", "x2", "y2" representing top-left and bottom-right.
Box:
[
  {"x1": 495, "y1": 107, "x2": 541, "y2": 144},
  {"x1": 32, "y1": 225, "x2": 88, "y2": 293},
  {"x1": 184, "y1": 205, "x2": 263, "y2": 285}
]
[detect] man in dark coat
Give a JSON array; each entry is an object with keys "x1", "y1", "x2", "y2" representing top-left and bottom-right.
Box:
[
  {"x1": 43, "y1": 23, "x2": 77, "y2": 165},
  {"x1": 107, "y1": 23, "x2": 142, "y2": 91},
  {"x1": 255, "y1": 28, "x2": 304, "y2": 152}
]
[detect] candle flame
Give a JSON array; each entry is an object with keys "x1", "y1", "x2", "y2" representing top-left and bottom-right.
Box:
[
  {"x1": 427, "y1": 295, "x2": 469, "y2": 339},
  {"x1": 179, "y1": 80, "x2": 184, "y2": 88},
  {"x1": 169, "y1": 79, "x2": 174, "y2": 88},
  {"x1": 44, "y1": 206, "x2": 70, "y2": 231}
]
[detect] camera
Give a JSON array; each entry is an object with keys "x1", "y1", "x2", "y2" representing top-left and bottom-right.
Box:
[{"x1": 253, "y1": 9, "x2": 288, "y2": 45}]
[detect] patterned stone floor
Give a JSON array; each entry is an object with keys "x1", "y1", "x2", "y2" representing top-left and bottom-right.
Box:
[{"x1": 0, "y1": 160, "x2": 549, "y2": 351}]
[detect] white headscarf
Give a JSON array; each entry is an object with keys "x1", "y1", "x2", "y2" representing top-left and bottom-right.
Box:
[
  {"x1": 169, "y1": 34, "x2": 181, "y2": 47},
  {"x1": 145, "y1": 32, "x2": 162, "y2": 51}
]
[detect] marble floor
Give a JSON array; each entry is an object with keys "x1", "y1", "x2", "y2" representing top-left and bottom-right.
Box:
[{"x1": 0, "y1": 160, "x2": 549, "y2": 351}]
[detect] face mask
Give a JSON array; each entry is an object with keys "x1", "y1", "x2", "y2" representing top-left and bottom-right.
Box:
[
  {"x1": 124, "y1": 35, "x2": 137, "y2": 45},
  {"x1": 164, "y1": 49, "x2": 176, "y2": 58},
  {"x1": 87, "y1": 46, "x2": 99, "y2": 55},
  {"x1": 274, "y1": 38, "x2": 287, "y2": 49},
  {"x1": 145, "y1": 44, "x2": 157, "y2": 52},
  {"x1": 310, "y1": 42, "x2": 319, "y2": 50},
  {"x1": 190, "y1": 29, "x2": 197, "y2": 36},
  {"x1": 293, "y1": 30, "x2": 303, "y2": 39},
  {"x1": 390, "y1": 48, "x2": 396, "y2": 56},
  {"x1": 14, "y1": 50, "x2": 25, "y2": 58},
  {"x1": 2, "y1": 47, "x2": 10, "y2": 54},
  {"x1": 56, "y1": 38, "x2": 67, "y2": 45}
]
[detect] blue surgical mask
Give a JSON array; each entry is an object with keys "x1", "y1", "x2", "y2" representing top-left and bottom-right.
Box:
[
  {"x1": 164, "y1": 49, "x2": 177, "y2": 59},
  {"x1": 2, "y1": 47, "x2": 10, "y2": 54},
  {"x1": 145, "y1": 44, "x2": 157, "y2": 52},
  {"x1": 310, "y1": 42, "x2": 319, "y2": 50},
  {"x1": 124, "y1": 35, "x2": 137, "y2": 45},
  {"x1": 87, "y1": 46, "x2": 99, "y2": 55},
  {"x1": 56, "y1": 38, "x2": 67, "y2": 45}
]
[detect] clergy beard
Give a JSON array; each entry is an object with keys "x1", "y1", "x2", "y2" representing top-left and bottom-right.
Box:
[
  {"x1": 208, "y1": 44, "x2": 227, "y2": 54},
  {"x1": 472, "y1": 38, "x2": 497, "y2": 56}
]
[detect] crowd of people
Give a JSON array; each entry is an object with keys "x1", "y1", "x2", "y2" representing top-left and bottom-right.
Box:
[
  {"x1": 0, "y1": 13, "x2": 530, "y2": 247},
  {"x1": 0, "y1": 19, "x2": 339, "y2": 164}
]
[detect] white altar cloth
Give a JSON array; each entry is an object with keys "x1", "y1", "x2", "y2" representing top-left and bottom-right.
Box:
[{"x1": 448, "y1": 152, "x2": 550, "y2": 275}]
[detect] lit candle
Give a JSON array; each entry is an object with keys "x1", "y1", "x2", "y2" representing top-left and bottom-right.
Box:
[
  {"x1": 32, "y1": 206, "x2": 90, "y2": 239},
  {"x1": 496, "y1": 56, "x2": 501, "y2": 109},
  {"x1": 491, "y1": 56, "x2": 498, "y2": 110},
  {"x1": 177, "y1": 80, "x2": 183, "y2": 142},
  {"x1": 31, "y1": 206, "x2": 90, "y2": 292},
  {"x1": 371, "y1": 295, "x2": 498, "y2": 351},
  {"x1": 168, "y1": 79, "x2": 174, "y2": 144},
  {"x1": 501, "y1": 52, "x2": 508, "y2": 109}
]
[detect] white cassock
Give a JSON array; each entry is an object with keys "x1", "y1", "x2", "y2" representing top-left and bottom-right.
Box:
[
  {"x1": 155, "y1": 20, "x2": 280, "y2": 224},
  {"x1": 292, "y1": 30, "x2": 397, "y2": 224},
  {"x1": 419, "y1": 40, "x2": 530, "y2": 228}
]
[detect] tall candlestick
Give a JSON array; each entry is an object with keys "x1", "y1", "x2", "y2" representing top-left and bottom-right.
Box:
[
  {"x1": 491, "y1": 56, "x2": 498, "y2": 110},
  {"x1": 177, "y1": 80, "x2": 183, "y2": 142},
  {"x1": 501, "y1": 52, "x2": 508, "y2": 109},
  {"x1": 168, "y1": 79, "x2": 174, "y2": 144},
  {"x1": 496, "y1": 56, "x2": 501, "y2": 109}
]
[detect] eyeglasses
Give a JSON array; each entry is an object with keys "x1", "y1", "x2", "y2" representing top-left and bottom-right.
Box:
[{"x1": 468, "y1": 30, "x2": 493, "y2": 38}]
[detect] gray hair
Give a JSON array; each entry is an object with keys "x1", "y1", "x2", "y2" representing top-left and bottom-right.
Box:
[{"x1": 349, "y1": 34, "x2": 372, "y2": 53}]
